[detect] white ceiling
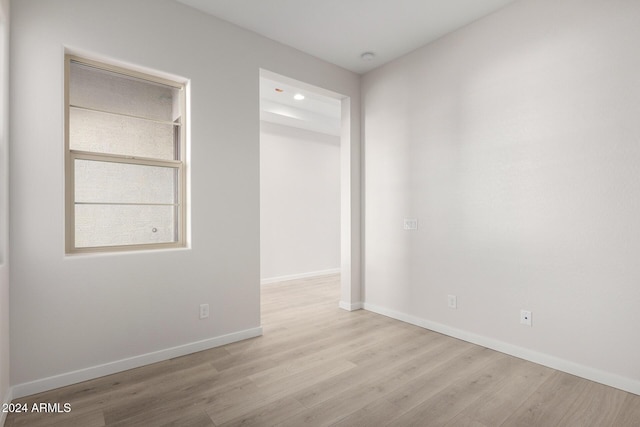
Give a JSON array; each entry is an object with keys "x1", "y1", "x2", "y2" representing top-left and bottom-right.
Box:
[
  {"x1": 177, "y1": 0, "x2": 518, "y2": 74},
  {"x1": 260, "y1": 76, "x2": 342, "y2": 136}
]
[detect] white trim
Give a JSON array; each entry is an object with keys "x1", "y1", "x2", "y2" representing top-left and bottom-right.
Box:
[
  {"x1": 363, "y1": 303, "x2": 640, "y2": 396},
  {"x1": 11, "y1": 327, "x2": 262, "y2": 399},
  {"x1": 1, "y1": 386, "x2": 13, "y2": 426},
  {"x1": 260, "y1": 268, "x2": 340, "y2": 285},
  {"x1": 339, "y1": 301, "x2": 363, "y2": 311}
]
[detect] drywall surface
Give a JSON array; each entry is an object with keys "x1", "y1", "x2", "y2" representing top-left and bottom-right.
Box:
[
  {"x1": 260, "y1": 122, "x2": 340, "y2": 281},
  {"x1": 0, "y1": 0, "x2": 10, "y2": 414},
  {"x1": 362, "y1": 0, "x2": 640, "y2": 392},
  {"x1": 10, "y1": 0, "x2": 359, "y2": 392}
]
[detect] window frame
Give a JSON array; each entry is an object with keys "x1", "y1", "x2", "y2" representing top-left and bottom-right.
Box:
[{"x1": 64, "y1": 54, "x2": 187, "y2": 254}]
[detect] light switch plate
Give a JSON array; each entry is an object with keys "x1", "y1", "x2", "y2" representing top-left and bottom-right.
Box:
[{"x1": 404, "y1": 218, "x2": 418, "y2": 230}]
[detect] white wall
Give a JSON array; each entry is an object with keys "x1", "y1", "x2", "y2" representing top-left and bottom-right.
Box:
[
  {"x1": 0, "y1": 0, "x2": 10, "y2": 415},
  {"x1": 260, "y1": 122, "x2": 340, "y2": 282},
  {"x1": 10, "y1": 0, "x2": 359, "y2": 396},
  {"x1": 362, "y1": 0, "x2": 640, "y2": 394}
]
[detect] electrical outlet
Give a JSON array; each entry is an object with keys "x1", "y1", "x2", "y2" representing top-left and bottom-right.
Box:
[
  {"x1": 447, "y1": 295, "x2": 457, "y2": 309},
  {"x1": 199, "y1": 303, "x2": 209, "y2": 320},
  {"x1": 520, "y1": 309, "x2": 532, "y2": 326}
]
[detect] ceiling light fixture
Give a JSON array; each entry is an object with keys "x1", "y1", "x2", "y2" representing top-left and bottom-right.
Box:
[
  {"x1": 361, "y1": 52, "x2": 376, "y2": 61},
  {"x1": 294, "y1": 93, "x2": 305, "y2": 101}
]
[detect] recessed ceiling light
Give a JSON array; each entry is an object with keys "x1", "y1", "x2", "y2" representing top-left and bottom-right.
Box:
[
  {"x1": 294, "y1": 93, "x2": 305, "y2": 101},
  {"x1": 361, "y1": 52, "x2": 376, "y2": 61}
]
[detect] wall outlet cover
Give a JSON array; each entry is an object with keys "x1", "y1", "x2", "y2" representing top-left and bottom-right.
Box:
[
  {"x1": 200, "y1": 303, "x2": 210, "y2": 319},
  {"x1": 447, "y1": 294, "x2": 457, "y2": 309}
]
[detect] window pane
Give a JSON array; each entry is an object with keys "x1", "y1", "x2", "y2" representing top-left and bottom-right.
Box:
[
  {"x1": 70, "y1": 108, "x2": 177, "y2": 160},
  {"x1": 66, "y1": 55, "x2": 187, "y2": 252},
  {"x1": 75, "y1": 159, "x2": 177, "y2": 205},
  {"x1": 75, "y1": 204, "x2": 177, "y2": 248},
  {"x1": 69, "y1": 61, "x2": 180, "y2": 122}
]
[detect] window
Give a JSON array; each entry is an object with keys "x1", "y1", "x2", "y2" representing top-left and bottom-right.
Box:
[{"x1": 65, "y1": 55, "x2": 187, "y2": 253}]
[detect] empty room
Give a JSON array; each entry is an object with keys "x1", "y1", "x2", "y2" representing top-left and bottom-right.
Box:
[{"x1": 1, "y1": 0, "x2": 640, "y2": 425}]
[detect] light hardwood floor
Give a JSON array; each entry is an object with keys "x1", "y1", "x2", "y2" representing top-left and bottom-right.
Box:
[{"x1": 6, "y1": 274, "x2": 640, "y2": 426}]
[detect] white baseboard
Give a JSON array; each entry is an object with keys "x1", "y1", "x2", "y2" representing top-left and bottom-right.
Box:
[
  {"x1": 261, "y1": 268, "x2": 340, "y2": 285},
  {"x1": 363, "y1": 302, "x2": 640, "y2": 396},
  {"x1": 1, "y1": 386, "x2": 13, "y2": 426},
  {"x1": 339, "y1": 301, "x2": 363, "y2": 311},
  {"x1": 11, "y1": 327, "x2": 263, "y2": 399}
]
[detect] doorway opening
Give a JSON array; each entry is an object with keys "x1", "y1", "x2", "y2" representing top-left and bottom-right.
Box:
[{"x1": 259, "y1": 69, "x2": 358, "y2": 311}]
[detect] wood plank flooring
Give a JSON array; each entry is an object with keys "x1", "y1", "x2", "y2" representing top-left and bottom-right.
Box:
[{"x1": 5, "y1": 274, "x2": 640, "y2": 426}]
